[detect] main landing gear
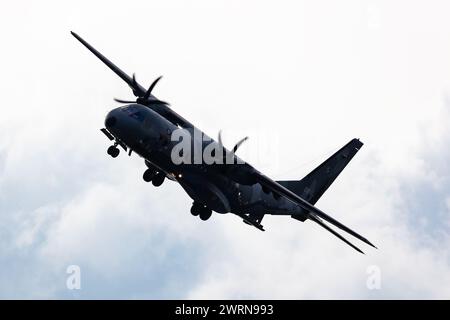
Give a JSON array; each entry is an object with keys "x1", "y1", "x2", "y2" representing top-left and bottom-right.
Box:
[
  {"x1": 107, "y1": 145, "x2": 120, "y2": 158},
  {"x1": 143, "y1": 168, "x2": 165, "y2": 187},
  {"x1": 190, "y1": 202, "x2": 212, "y2": 221}
]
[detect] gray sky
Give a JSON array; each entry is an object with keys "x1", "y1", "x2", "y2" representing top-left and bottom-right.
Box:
[{"x1": 1, "y1": 0, "x2": 450, "y2": 298}]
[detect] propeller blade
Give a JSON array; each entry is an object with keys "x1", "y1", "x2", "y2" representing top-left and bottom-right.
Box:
[
  {"x1": 131, "y1": 73, "x2": 142, "y2": 97},
  {"x1": 232, "y1": 136, "x2": 249, "y2": 153},
  {"x1": 114, "y1": 98, "x2": 136, "y2": 104},
  {"x1": 143, "y1": 76, "x2": 163, "y2": 100}
]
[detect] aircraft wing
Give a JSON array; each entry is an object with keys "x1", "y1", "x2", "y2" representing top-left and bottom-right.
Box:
[
  {"x1": 254, "y1": 172, "x2": 376, "y2": 253},
  {"x1": 71, "y1": 32, "x2": 194, "y2": 129}
]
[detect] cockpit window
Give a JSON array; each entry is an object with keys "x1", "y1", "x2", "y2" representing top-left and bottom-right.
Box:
[
  {"x1": 122, "y1": 105, "x2": 138, "y2": 113},
  {"x1": 130, "y1": 111, "x2": 145, "y2": 122},
  {"x1": 122, "y1": 105, "x2": 145, "y2": 122}
]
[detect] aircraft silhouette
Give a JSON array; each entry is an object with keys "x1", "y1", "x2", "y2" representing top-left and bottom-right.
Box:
[{"x1": 71, "y1": 32, "x2": 376, "y2": 254}]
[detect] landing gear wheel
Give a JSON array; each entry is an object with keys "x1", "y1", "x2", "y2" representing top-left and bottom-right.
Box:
[
  {"x1": 152, "y1": 173, "x2": 165, "y2": 187},
  {"x1": 190, "y1": 204, "x2": 200, "y2": 216},
  {"x1": 107, "y1": 146, "x2": 120, "y2": 158},
  {"x1": 143, "y1": 169, "x2": 156, "y2": 182},
  {"x1": 199, "y1": 208, "x2": 212, "y2": 221}
]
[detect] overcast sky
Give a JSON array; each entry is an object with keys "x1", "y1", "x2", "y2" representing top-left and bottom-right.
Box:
[{"x1": 1, "y1": 0, "x2": 450, "y2": 299}]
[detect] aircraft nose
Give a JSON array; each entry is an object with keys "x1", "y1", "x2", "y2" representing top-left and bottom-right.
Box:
[
  {"x1": 105, "y1": 108, "x2": 120, "y2": 129},
  {"x1": 105, "y1": 115, "x2": 117, "y2": 128}
]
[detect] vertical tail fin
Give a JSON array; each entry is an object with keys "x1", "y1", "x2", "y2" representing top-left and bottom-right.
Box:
[{"x1": 277, "y1": 138, "x2": 363, "y2": 205}]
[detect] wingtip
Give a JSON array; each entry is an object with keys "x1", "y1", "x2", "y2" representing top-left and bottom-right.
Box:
[
  {"x1": 354, "y1": 245, "x2": 365, "y2": 254},
  {"x1": 350, "y1": 244, "x2": 365, "y2": 254},
  {"x1": 70, "y1": 31, "x2": 81, "y2": 40},
  {"x1": 365, "y1": 239, "x2": 378, "y2": 249}
]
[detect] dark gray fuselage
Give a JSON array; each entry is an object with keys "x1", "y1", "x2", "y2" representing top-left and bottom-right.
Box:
[{"x1": 105, "y1": 104, "x2": 306, "y2": 218}]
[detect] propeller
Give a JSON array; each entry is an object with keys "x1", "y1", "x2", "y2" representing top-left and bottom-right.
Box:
[
  {"x1": 218, "y1": 130, "x2": 249, "y2": 154},
  {"x1": 114, "y1": 75, "x2": 168, "y2": 106},
  {"x1": 131, "y1": 73, "x2": 139, "y2": 96},
  {"x1": 232, "y1": 136, "x2": 249, "y2": 153}
]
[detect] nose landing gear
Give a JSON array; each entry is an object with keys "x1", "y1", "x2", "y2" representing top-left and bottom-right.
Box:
[
  {"x1": 102, "y1": 129, "x2": 124, "y2": 159},
  {"x1": 190, "y1": 202, "x2": 212, "y2": 221}
]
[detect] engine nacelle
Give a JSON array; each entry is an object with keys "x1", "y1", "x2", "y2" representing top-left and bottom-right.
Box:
[{"x1": 178, "y1": 172, "x2": 231, "y2": 213}]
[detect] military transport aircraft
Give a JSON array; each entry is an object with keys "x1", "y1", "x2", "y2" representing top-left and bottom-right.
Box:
[{"x1": 71, "y1": 31, "x2": 376, "y2": 253}]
